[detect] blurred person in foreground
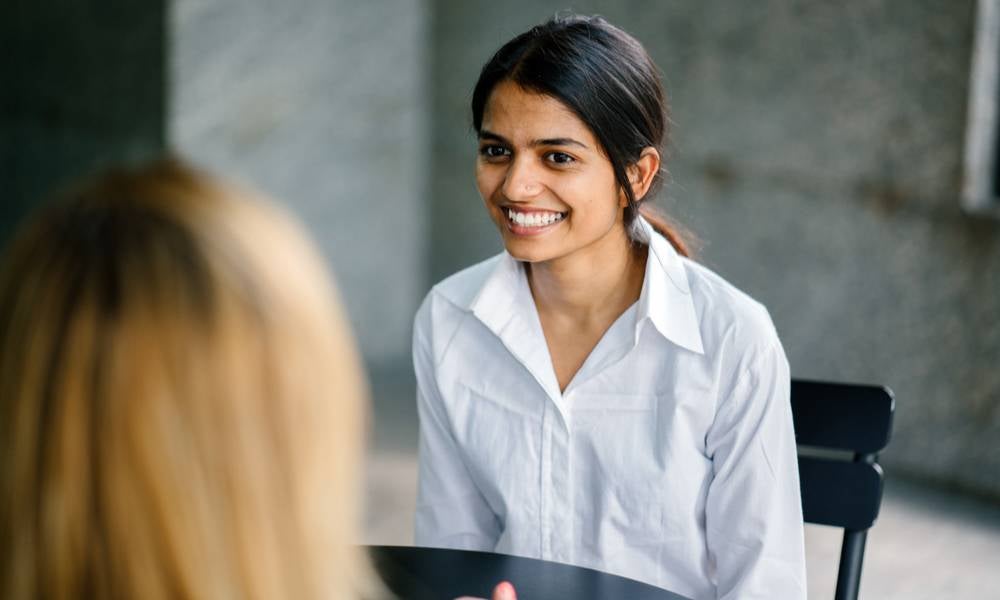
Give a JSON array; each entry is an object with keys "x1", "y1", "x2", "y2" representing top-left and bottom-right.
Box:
[{"x1": 0, "y1": 159, "x2": 383, "y2": 599}]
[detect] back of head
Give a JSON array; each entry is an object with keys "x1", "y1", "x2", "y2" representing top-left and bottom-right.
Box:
[{"x1": 0, "y1": 159, "x2": 375, "y2": 599}]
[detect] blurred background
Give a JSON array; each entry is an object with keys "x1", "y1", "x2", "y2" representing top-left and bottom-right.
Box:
[{"x1": 3, "y1": 0, "x2": 999, "y2": 597}]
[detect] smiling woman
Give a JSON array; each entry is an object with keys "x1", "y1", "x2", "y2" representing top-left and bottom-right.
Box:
[{"x1": 414, "y1": 14, "x2": 807, "y2": 600}]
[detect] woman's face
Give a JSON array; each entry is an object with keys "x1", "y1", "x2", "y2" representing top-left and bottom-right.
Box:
[{"x1": 476, "y1": 80, "x2": 626, "y2": 265}]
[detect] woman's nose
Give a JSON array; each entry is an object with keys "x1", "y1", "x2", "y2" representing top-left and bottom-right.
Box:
[{"x1": 501, "y1": 158, "x2": 543, "y2": 200}]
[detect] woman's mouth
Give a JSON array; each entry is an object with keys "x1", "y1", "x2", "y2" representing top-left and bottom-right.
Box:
[{"x1": 505, "y1": 208, "x2": 566, "y2": 232}]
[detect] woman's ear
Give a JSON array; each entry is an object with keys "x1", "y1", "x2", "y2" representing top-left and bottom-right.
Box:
[{"x1": 627, "y1": 147, "x2": 661, "y2": 201}]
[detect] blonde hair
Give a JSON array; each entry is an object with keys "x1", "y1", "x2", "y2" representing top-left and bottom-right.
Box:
[{"x1": 0, "y1": 159, "x2": 378, "y2": 599}]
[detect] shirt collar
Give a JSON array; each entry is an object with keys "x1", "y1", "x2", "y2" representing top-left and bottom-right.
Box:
[
  {"x1": 634, "y1": 217, "x2": 705, "y2": 355},
  {"x1": 468, "y1": 251, "x2": 525, "y2": 335},
  {"x1": 469, "y1": 252, "x2": 562, "y2": 397},
  {"x1": 467, "y1": 216, "x2": 705, "y2": 356}
]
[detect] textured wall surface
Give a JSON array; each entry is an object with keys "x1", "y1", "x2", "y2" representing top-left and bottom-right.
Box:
[
  {"x1": 170, "y1": 0, "x2": 429, "y2": 368},
  {"x1": 4, "y1": 0, "x2": 997, "y2": 497},
  {"x1": 429, "y1": 0, "x2": 1000, "y2": 497},
  {"x1": 3, "y1": 1, "x2": 428, "y2": 370},
  {"x1": 0, "y1": 0, "x2": 166, "y2": 243}
]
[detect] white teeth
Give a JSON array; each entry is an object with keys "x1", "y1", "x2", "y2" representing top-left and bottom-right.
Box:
[{"x1": 506, "y1": 209, "x2": 564, "y2": 228}]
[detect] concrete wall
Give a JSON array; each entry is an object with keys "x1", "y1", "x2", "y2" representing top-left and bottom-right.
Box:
[
  {"x1": 170, "y1": 0, "x2": 429, "y2": 370},
  {"x1": 429, "y1": 0, "x2": 1000, "y2": 498},
  {"x1": 0, "y1": 0, "x2": 166, "y2": 243},
  {"x1": 5, "y1": 0, "x2": 997, "y2": 498},
  {"x1": 3, "y1": 1, "x2": 428, "y2": 374}
]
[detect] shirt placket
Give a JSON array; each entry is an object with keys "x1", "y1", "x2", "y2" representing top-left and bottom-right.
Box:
[
  {"x1": 540, "y1": 391, "x2": 572, "y2": 563},
  {"x1": 539, "y1": 397, "x2": 553, "y2": 558}
]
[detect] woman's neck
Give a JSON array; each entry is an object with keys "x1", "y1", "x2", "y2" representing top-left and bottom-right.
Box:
[{"x1": 527, "y1": 226, "x2": 647, "y2": 328}]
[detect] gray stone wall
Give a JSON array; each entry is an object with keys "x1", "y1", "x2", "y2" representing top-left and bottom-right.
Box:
[
  {"x1": 3, "y1": 1, "x2": 428, "y2": 373},
  {"x1": 0, "y1": 0, "x2": 166, "y2": 243},
  {"x1": 429, "y1": 0, "x2": 1000, "y2": 498},
  {"x1": 5, "y1": 0, "x2": 997, "y2": 498},
  {"x1": 170, "y1": 0, "x2": 429, "y2": 369}
]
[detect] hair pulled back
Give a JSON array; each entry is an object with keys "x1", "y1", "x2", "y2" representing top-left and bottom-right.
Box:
[{"x1": 471, "y1": 14, "x2": 690, "y2": 256}]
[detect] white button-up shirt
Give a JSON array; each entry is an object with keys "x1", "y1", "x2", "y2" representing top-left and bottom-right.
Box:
[{"x1": 413, "y1": 219, "x2": 806, "y2": 600}]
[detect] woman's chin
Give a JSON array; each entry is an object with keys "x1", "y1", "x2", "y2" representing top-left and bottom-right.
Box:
[{"x1": 502, "y1": 240, "x2": 559, "y2": 264}]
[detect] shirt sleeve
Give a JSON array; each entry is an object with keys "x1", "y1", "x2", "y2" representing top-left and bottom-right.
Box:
[
  {"x1": 412, "y1": 297, "x2": 501, "y2": 550},
  {"x1": 704, "y1": 337, "x2": 807, "y2": 600}
]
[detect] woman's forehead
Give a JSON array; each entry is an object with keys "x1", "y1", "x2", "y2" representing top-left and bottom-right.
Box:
[{"x1": 481, "y1": 81, "x2": 595, "y2": 144}]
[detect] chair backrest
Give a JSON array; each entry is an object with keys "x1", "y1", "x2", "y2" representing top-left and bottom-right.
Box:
[{"x1": 790, "y1": 379, "x2": 895, "y2": 600}]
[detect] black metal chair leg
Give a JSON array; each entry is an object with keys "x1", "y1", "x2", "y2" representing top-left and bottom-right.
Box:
[{"x1": 834, "y1": 529, "x2": 867, "y2": 600}]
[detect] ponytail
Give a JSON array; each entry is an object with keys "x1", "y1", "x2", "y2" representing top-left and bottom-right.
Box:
[{"x1": 637, "y1": 203, "x2": 695, "y2": 258}]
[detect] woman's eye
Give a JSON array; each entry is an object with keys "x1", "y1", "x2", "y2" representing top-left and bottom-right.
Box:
[
  {"x1": 479, "y1": 145, "x2": 510, "y2": 159},
  {"x1": 546, "y1": 152, "x2": 575, "y2": 165}
]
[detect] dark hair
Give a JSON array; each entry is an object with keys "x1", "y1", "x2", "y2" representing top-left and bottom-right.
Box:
[{"x1": 471, "y1": 14, "x2": 691, "y2": 257}]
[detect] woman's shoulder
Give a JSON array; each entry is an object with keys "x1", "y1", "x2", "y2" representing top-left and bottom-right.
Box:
[
  {"x1": 678, "y1": 256, "x2": 782, "y2": 359},
  {"x1": 642, "y1": 220, "x2": 779, "y2": 358}
]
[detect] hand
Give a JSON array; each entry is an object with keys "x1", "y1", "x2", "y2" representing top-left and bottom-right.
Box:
[{"x1": 454, "y1": 580, "x2": 517, "y2": 600}]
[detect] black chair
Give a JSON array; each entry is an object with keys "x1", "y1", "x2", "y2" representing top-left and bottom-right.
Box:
[{"x1": 790, "y1": 379, "x2": 894, "y2": 600}]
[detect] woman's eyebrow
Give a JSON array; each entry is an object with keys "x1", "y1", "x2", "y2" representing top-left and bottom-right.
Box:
[
  {"x1": 478, "y1": 129, "x2": 509, "y2": 144},
  {"x1": 533, "y1": 137, "x2": 588, "y2": 149},
  {"x1": 478, "y1": 129, "x2": 588, "y2": 150}
]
